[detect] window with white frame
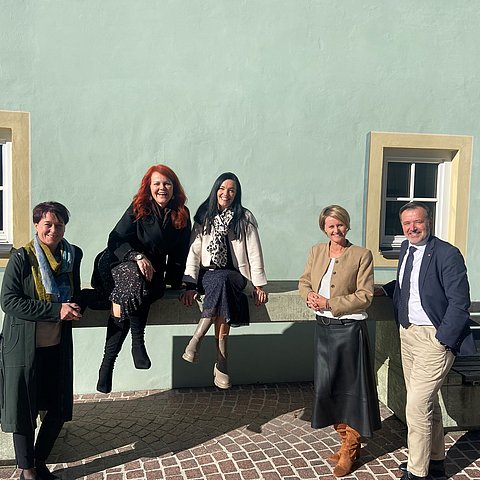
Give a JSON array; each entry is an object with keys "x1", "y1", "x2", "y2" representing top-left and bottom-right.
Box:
[
  {"x1": 0, "y1": 129, "x2": 13, "y2": 254},
  {"x1": 380, "y1": 147, "x2": 453, "y2": 257},
  {"x1": 366, "y1": 132, "x2": 472, "y2": 268}
]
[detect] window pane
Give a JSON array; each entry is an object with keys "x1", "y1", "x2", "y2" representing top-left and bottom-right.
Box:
[
  {"x1": 414, "y1": 163, "x2": 437, "y2": 198},
  {"x1": 385, "y1": 201, "x2": 404, "y2": 235},
  {"x1": 386, "y1": 163, "x2": 410, "y2": 197}
]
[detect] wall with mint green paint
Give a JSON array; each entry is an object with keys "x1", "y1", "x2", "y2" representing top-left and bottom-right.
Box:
[
  {"x1": 1, "y1": 1, "x2": 479, "y2": 390},
  {"x1": 71, "y1": 321, "x2": 316, "y2": 394}
]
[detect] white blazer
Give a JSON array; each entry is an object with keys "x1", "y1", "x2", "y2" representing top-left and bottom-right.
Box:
[{"x1": 183, "y1": 210, "x2": 267, "y2": 287}]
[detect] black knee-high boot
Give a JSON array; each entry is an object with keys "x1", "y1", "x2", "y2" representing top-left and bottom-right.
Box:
[
  {"x1": 129, "y1": 308, "x2": 151, "y2": 369},
  {"x1": 97, "y1": 316, "x2": 130, "y2": 393}
]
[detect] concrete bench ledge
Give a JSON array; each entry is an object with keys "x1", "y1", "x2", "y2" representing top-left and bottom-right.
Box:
[{"x1": 76, "y1": 280, "x2": 316, "y2": 328}]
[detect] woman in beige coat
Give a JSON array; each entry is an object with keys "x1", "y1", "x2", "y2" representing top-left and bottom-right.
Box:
[
  {"x1": 180, "y1": 172, "x2": 267, "y2": 389},
  {"x1": 299, "y1": 205, "x2": 380, "y2": 477}
]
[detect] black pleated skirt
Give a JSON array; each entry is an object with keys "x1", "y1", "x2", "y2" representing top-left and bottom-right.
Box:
[
  {"x1": 199, "y1": 269, "x2": 249, "y2": 327},
  {"x1": 311, "y1": 317, "x2": 381, "y2": 438}
]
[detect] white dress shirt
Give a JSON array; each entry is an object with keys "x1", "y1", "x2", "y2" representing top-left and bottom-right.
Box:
[{"x1": 399, "y1": 242, "x2": 433, "y2": 326}]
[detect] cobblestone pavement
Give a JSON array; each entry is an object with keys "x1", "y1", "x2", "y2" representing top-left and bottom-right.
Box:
[{"x1": 0, "y1": 383, "x2": 479, "y2": 479}]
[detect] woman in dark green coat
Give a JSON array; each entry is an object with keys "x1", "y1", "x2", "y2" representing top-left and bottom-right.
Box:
[{"x1": 0, "y1": 202, "x2": 82, "y2": 480}]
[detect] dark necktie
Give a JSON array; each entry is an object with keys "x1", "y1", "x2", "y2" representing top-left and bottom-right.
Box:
[{"x1": 398, "y1": 246, "x2": 417, "y2": 327}]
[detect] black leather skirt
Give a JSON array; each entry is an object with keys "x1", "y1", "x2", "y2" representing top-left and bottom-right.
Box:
[{"x1": 311, "y1": 316, "x2": 381, "y2": 437}]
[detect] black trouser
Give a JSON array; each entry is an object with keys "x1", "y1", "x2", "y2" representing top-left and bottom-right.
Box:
[{"x1": 13, "y1": 345, "x2": 65, "y2": 469}]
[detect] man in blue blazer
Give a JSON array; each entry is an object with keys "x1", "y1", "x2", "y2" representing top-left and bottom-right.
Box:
[{"x1": 382, "y1": 201, "x2": 474, "y2": 480}]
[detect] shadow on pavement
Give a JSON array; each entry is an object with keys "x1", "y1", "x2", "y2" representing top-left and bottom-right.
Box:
[
  {"x1": 49, "y1": 383, "x2": 418, "y2": 479},
  {"x1": 51, "y1": 383, "x2": 315, "y2": 478},
  {"x1": 444, "y1": 430, "x2": 480, "y2": 479}
]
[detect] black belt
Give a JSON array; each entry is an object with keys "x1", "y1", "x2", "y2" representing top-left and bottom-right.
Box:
[
  {"x1": 316, "y1": 315, "x2": 357, "y2": 326},
  {"x1": 202, "y1": 266, "x2": 219, "y2": 271}
]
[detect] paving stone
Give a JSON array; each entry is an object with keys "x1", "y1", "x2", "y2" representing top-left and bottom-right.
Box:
[
  {"x1": 255, "y1": 459, "x2": 275, "y2": 471},
  {"x1": 239, "y1": 469, "x2": 260, "y2": 480},
  {"x1": 145, "y1": 471, "x2": 163, "y2": 480},
  {"x1": 125, "y1": 469, "x2": 144, "y2": 479},
  {"x1": 105, "y1": 474, "x2": 124, "y2": 480},
  {"x1": 184, "y1": 467, "x2": 203, "y2": 479},
  {"x1": 223, "y1": 473, "x2": 242, "y2": 480},
  {"x1": 258, "y1": 472, "x2": 281, "y2": 480},
  {"x1": 235, "y1": 459, "x2": 255, "y2": 470}
]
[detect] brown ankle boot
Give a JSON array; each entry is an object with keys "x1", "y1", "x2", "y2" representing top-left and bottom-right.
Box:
[
  {"x1": 327, "y1": 423, "x2": 348, "y2": 464},
  {"x1": 333, "y1": 425, "x2": 361, "y2": 477},
  {"x1": 182, "y1": 318, "x2": 214, "y2": 363}
]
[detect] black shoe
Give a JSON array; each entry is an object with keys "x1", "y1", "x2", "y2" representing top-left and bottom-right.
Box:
[
  {"x1": 400, "y1": 471, "x2": 427, "y2": 480},
  {"x1": 399, "y1": 460, "x2": 445, "y2": 477},
  {"x1": 35, "y1": 463, "x2": 60, "y2": 480}
]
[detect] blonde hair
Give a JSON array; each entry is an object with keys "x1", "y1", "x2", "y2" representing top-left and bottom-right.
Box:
[{"x1": 319, "y1": 205, "x2": 351, "y2": 231}]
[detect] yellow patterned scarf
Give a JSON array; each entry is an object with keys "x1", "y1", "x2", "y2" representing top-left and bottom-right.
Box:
[{"x1": 24, "y1": 237, "x2": 74, "y2": 302}]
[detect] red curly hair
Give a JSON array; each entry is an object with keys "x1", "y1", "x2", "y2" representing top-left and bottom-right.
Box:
[{"x1": 132, "y1": 164, "x2": 189, "y2": 229}]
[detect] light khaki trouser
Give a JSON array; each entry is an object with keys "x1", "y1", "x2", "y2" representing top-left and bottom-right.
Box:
[{"x1": 400, "y1": 325, "x2": 454, "y2": 477}]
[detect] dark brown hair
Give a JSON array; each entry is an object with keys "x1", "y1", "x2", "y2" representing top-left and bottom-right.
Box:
[
  {"x1": 399, "y1": 201, "x2": 432, "y2": 220},
  {"x1": 32, "y1": 201, "x2": 70, "y2": 224}
]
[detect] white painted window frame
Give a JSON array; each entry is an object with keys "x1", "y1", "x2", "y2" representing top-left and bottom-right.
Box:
[{"x1": 380, "y1": 151, "x2": 452, "y2": 252}]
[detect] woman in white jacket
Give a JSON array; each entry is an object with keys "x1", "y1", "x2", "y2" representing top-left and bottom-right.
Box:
[{"x1": 180, "y1": 172, "x2": 268, "y2": 389}]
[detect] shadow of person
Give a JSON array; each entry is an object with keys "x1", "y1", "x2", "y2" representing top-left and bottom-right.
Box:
[
  {"x1": 442, "y1": 430, "x2": 480, "y2": 478},
  {"x1": 49, "y1": 383, "x2": 317, "y2": 478},
  {"x1": 172, "y1": 323, "x2": 315, "y2": 389}
]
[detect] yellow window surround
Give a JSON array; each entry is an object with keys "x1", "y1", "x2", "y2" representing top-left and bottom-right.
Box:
[
  {"x1": 0, "y1": 110, "x2": 30, "y2": 267},
  {"x1": 366, "y1": 131, "x2": 472, "y2": 268}
]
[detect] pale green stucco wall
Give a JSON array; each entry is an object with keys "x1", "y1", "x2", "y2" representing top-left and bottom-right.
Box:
[{"x1": 1, "y1": 1, "x2": 480, "y2": 391}]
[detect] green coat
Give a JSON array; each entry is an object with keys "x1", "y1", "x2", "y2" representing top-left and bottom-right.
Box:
[{"x1": 0, "y1": 245, "x2": 82, "y2": 433}]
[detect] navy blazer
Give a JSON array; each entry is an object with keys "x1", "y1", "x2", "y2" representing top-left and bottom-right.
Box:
[{"x1": 386, "y1": 235, "x2": 475, "y2": 356}]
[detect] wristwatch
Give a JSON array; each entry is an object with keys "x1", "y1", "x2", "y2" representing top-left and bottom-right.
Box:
[{"x1": 135, "y1": 253, "x2": 144, "y2": 261}]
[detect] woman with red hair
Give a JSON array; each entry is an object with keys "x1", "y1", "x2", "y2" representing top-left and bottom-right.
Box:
[{"x1": 93, "y1": 164, "x2": 191, "y2": 393}]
